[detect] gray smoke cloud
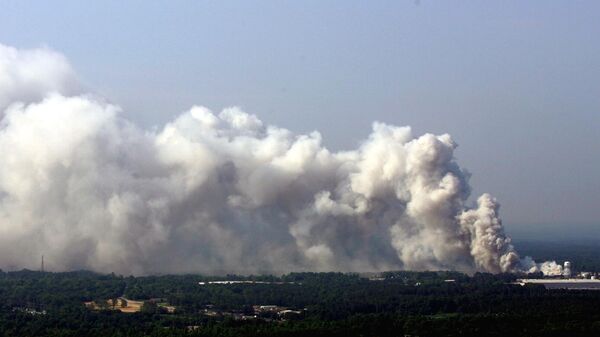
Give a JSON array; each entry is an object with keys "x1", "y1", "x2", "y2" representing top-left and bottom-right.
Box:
[{"x1": 0, "y1": 44, "x2": 553, "y2": 275}]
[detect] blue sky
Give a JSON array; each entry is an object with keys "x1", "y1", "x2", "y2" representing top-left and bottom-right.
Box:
[{"x1": 1, "y1": 1, "x2": 599, "y2": 237}]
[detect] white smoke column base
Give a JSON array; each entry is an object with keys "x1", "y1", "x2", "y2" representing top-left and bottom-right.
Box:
[
  {"x1": 0, "y1": 43, "x2": 551, "y2": 275},
  {"x1": 520, "y1": 258, "x2": 565, "y2": 276}
]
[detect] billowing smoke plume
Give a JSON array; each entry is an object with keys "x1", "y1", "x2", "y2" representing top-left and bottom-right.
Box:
[
  {"x1": 0, "y1": 44, "x2": 551, "y2": 275},
  {"x1": 0, "y1": 44, "x2": 79, "y2": 112}
]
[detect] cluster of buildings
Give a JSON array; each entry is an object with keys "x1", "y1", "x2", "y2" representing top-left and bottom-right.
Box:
[
  {"x1": 11, "y1": 307, "x2": 47, "y2": 315},
  {"x1": 202, "y1": 304, "x2": 304, "y2": 321},
  {"x1": 198, "y1": 280, "x2": 299, "y2": 285},
  {"x1": 547, "y1": 261, "x2": 598, "y2": 279},
  {"x1": 518, "y1": 261, "x2": 600, "y2": 290}
]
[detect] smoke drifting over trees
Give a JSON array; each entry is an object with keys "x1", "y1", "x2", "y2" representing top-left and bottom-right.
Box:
[{"x1": 0, "y1": 44, "x2": 550, "y2": 275}]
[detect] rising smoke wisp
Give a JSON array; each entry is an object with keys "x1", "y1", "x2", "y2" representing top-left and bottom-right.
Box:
[{"x1": 0, "y1": 44, "x2": 552, "y2": 275}]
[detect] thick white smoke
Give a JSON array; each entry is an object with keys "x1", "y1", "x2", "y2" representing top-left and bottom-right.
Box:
[
  {"x1": 0, "y1": 44, "x2": 79, "y2": 112},
  {"x1": 0, "y1": 44, "x2": 548, "y2": 275},
  {"x1": 520, "y1": 257, "x2": 564, "y2": 276}
]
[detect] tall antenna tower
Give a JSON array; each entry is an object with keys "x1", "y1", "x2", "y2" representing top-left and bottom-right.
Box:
[{"x1": 41, "y1": 255, "x2": 44, "y2": 272}]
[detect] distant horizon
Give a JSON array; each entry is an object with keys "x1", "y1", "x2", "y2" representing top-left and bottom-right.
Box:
[
  {"x1": 3, "y1": 238, "x2": 598, "y2": 277},
  {"x1": 506, "y1": 222, "x2": 600, "y2": 242}
]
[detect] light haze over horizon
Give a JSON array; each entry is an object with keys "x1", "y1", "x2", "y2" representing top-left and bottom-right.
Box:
[{"x1": 1, "y1": 1, "x2": 598, "y2": 239}]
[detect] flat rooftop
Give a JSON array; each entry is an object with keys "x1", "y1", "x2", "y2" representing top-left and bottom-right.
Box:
[{"x1": 517, "y1": 279, "x2": 600, "y2": 290}]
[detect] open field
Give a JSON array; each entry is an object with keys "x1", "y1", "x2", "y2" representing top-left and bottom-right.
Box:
[
  {"x1": 117, "y1": 298, "x2": 144, "y2": 313},
  {"x1": 84, "y1": 298, "x2": 144, "y2": 313}
]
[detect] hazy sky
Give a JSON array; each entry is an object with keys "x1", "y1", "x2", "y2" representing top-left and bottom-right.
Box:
[{"x1": 1, "y1": 1, "x2": 598, "y2": 237}]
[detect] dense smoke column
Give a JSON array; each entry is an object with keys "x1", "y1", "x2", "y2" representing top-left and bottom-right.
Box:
[
  {"x1": 0, "y1": 43, "x2": 536, "y2": 275},
  {"x1": 458, "y1": 194, "x2": 520, "y2": 273}
]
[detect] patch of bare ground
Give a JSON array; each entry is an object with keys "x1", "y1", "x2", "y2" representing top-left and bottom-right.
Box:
[{"x1": 84, "y1": 298, "x2": 144, "y2": 313}]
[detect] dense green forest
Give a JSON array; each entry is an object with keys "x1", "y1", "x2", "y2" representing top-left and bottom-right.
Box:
[
  {"x1": 0, "y1": 269, "x2": 600, "y2": 336},
  {"x1": 0, "y1": 240, "x2": 598, "y2": 336}
]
